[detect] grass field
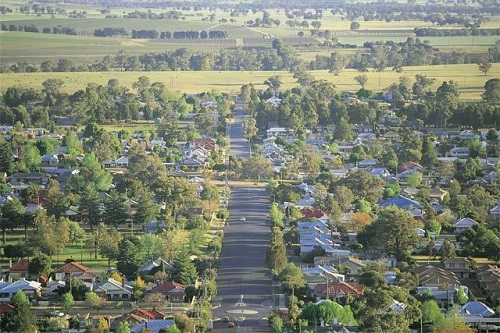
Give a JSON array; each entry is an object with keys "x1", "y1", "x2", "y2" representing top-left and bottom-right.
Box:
[{"x1": 1, "y1": 63, "x2": 497, "y2": 100}]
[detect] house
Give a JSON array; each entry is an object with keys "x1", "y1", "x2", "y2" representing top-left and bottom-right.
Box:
[
  {"x1": 430, "y1": 188, "x2": 449, "y2": 202},
  {"x1": 314, "y1": 281, "x2": 364, "y2": 301},
  {"x1": 398, "y1": 162, "x2": 425, "y2": 173},
  {"x1": 358, "y1": 159, "x2": 378, "y2": 168},
  {"x1": 443, "y1": 257, "x2": 473, "y2": 279},
  {"x1": 459, "y1": 130, "x2": 477, "y2": 140},
  {"x1": 8, "y1": 259, "x2": 30, "y2": 280},
  {"x1": 414, "y1": 265, "x2": 460, "y2": 288},
  {"x1": 143, "y1": 220, "x2": 167, "y2": 235},
  {"x1": 93, "y1": 278, "x2": 133, "y2": 300},
  {"x1": 115, "y1": 156, "x2": 129, "y2": 168},
  {"x1": 451, "y1": 147, "x2": 470, "y2": 158},
  {"x1": 130, "y1": 319, "x2": 174, "y2": 333},
  {"x1": 266, "y1": 127, "x2": 288, "y2": 137},
  {"x1": 149, "y1": 281, "x2": 186, "y2": 302},
  {"x1": 370, "y1": 168, "x2": 391, "y2": 179},
  {"x1": 489, "y1": 205, "x2": 500, "y2": 215},
  {"x1": 266, "y1": 96, "x2": 282, "y2": 107},
  {"x1": 9, "y1": 172, "x2": 50, "y2": 185},
  {"x1": 41, "y1": 154, "x2": 59, "y2": 167},
  {"x1": 0, "y1": 278, "x2": 42, "y2": 302},
  {"x1": 383, "y1": 131, "x2": 399, "y2": 141},
  {"x1": 53, "y1": 262, "x2": 96, "y2": 285},
  {"x1": 476, "y1": 265, "x2": 500, "y2": 304},
  {"x1": 138, "y1": 258, "x2": 175, "y2": 276},
  {"x1": 128, "y1": 308, "x2": 167, "y2": 320},
  {"x1": 379, "y1": 195, "x2": 422, "y2": 217},
  {"x1": 417, "y1": 285, "x2": 468, "y2": 307},
  {"x1": 453, "y1": 217, "x2": 478, "y2": 234},
  {"x1": 315, "y1": 256, "x2": 366, "y2": 276},
  {"x1": 459, "y1": 301, "x2": 495, "y2": 317}
]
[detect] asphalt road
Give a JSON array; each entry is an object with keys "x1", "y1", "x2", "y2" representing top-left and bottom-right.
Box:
[
  {"x1": 212, "y1": 186, "x2": 272, "y2": 331},
  {"x1": 212, "y1": 99, "x2": 272, "y2": 332},
  {"x1": 230, "y1": 102, "x2": 251, "y2": 159}
]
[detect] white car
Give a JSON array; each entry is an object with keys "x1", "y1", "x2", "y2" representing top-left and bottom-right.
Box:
[
  {"x1": 50, "y1": 310, "x2": 64, "y2": 317},
  {"x1": 240, "y1": 217, "x2": 246, "y2": 222}
]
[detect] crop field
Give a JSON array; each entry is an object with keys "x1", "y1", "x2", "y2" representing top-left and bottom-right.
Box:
[{"x1": 1, "y1": 63, "x2": 496, "y2": 100}]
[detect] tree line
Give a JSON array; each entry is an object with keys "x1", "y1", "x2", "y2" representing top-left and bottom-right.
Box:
[
  {"x1": 414, "y1": 27, "x2": 500, "y2": 37},
  {"x1": 3, "y1": 38, "x2": 499, "y2": 74},
  {"x1": 131, "y1": 29, "x2": 227, "y2": 39},
  {"x1": 0, "y1": 23, "x2": 77, "y2": 35}
]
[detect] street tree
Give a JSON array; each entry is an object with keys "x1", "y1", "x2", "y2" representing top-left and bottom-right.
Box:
[
  {"x1": 243, "y1": 117, "x2": 258, "y2": 141},
  {"x1": 85, "y1": 292, "x2": 106, "y2": 315},
  {"x1": 241, "y1": 156, "x2": 275, "y2": 182},
  {"x1": 61, "y1": 292, "x2": 74, "y2": 313},
  {"x1": 279, "y1": 263, "x2": 305, "y2": 297}
]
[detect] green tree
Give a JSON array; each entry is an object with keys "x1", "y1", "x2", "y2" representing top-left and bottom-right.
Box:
[
  {"x1": 333, "y1": 117, "x2": 354, "y2": 141},
  {"x1": 0, "y1": 197, "x2": 25, "y2": 243},
  {"x1": 28, "y1": 254, "x2": 52, "y2": 276},
  {"x1": 61, "y1": 292, "x2": 74, "y2": 313},
  {"x1": 357, "y1": 206, "x2": 418, "y2": 261},
  {"x1": 63, "y1": 130, "x2": 83, "y2": 158},
  {"x1": 421, "y1": 136, "x2": 437, "y2": 169},
  {"x1": 439, "y1": 239, "x2": 456, "y2": 261},
  {"x1": 243, "y1": 117, "x2": 258, "y2": 141},
  {"x1": 482, "y1": 78, "x2": 500, "y2": 105},
  {"x1": 173, "y1": 249, "x2": 198, "y2": 285},
  {"x1": 279, "y1": 263, "x2": 305, "y2": 298},
  {"x1": 0, "y1": 291, "x2": 37, "y2": 333},
  {"x1": 478, "y1": 59, "x2": 492, "y2": 76},
  {"x1": 85, "y1": 292, "x2": 106, "y2": 315},
  {"x1": 115, "y1": 321, "x2": 131, "y2": 333},
  {"x1": 421, "y1": 300, "x2": 445, "y2": 329},
  {"x1": 241, "y1": 156, "x2": 275, "y2": 182},
  {"x1": 354, "y1": 74, "x2": 368, "y2": 88},
  {"x1": 102, "y1": 192, "x2": 128, "y2": 226},
  {"x1": 453, "y1": 287, "x2": 468, "y2": 306},
  {"x1": 425, "y1": 219, "x2": 441, "y2": 238},
  {"x1": 116, "y1": 237, "x2": 142, "y2": 280}
]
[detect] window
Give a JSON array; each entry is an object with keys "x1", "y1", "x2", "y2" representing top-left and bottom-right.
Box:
[{"x1": 449, "y1": 263, "x2": 455, "y2": 268}]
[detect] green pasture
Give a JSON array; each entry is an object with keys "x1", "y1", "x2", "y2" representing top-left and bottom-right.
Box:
[
  {"x1": 0, "y1": 31, "x2": 240, "y2": 64},
  {"x1": 1, "y1": 63, "x2": 497, "y2": 100}
]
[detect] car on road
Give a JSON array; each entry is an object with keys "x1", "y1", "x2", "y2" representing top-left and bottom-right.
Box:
[
  {"x1": 228, "y1": 321, "x2": 235, "y2": 328},
  {"x1": 240, "y1": 217, "x2": 246, "y2": 222},
  {"x1": 50, "y1": 310, "x2": 64, "y2": 317}
]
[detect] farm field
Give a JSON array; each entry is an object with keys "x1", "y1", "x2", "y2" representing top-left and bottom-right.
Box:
[{"x1": 1, "y1": 63, "x2": 497, "y2": 100}]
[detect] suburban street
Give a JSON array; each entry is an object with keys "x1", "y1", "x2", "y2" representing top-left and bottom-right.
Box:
[{"x1": 212, "y1": 99, "x2": 272, "y2": 331}]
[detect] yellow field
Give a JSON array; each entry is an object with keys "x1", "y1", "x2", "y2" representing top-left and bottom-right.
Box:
[{"x1": 1, "y1": 63, "x2": 497, "y2": 100}]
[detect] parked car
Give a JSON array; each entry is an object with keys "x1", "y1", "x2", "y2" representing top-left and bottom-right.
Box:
[{"x1": 228, "y1": 322, "x2": 235, "y2": 328}]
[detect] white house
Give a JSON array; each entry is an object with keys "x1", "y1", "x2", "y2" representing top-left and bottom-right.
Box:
[
  {"x1": 94, "y1": 278, "x2": 133, "y2": 301},
  {"x1": 266, "y1": 127, "x2": 288, "y2": 137}
]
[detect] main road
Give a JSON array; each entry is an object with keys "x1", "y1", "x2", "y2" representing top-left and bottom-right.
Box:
[{"x1": 212, "y1": 100, "x2": 272, "y2": 332}]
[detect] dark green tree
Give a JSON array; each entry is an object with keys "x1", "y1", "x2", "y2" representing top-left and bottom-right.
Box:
[
  {"x1": 173, "y1": 249, "x2": 198, "y2": 285},
  {"x1": 0, "y1": 197, "x2": 25, "y2": 243},
  {"x1": 0, "y1": 291, "x2": 37, "y2": 333},
  {"x1": 116, "y1": 237, "x2": 142, "y2": 280}
]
